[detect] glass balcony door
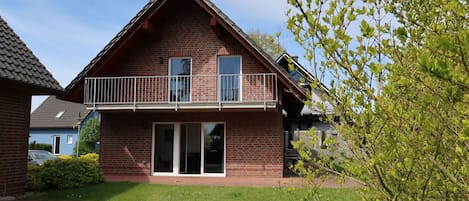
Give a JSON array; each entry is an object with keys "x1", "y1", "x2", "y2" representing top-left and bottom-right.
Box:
[
  {"x1": 169, "y1": 58, "x2": 191, "y2": 102},
  {"x1": 218, "y1": 56, "x2": 241, "y2": 102}
]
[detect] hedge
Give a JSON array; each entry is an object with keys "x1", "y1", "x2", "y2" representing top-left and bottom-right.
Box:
[
  {"x1": 28, "y1": 142, "x2": 52, "y2": 152},
  {"x1": 26, "y1": 158, "x2": 104, "y2": 191},
  {"x1": 79, "y1": 153, "x2": 99, "y2": 161}
]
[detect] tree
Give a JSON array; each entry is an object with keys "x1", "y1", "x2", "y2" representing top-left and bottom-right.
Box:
[
  {"x1": 286, "y1": 0, "x2": 468, "y2": 200},
  {"x1": 74, "y1": 118, "x2": 100, "y2": 155},
  {"x1": 247, "y1": 29, "x2": 285, "y2": 59}
]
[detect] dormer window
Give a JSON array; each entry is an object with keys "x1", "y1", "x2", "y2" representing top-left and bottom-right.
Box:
[{"x1": 55, "y1": 111, "x2": 65, "y2": 119}]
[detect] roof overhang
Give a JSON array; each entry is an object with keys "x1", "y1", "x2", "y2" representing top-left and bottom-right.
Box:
[{"x1": 61, "y1": 0, "x2": 306, "y2": 104}]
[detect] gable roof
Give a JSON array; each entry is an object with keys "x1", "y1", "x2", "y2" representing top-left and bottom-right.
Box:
[
  {"x1": 276, "y1": 52, "x2": 329, "y2": 93},
  {"x1": 0, "y1": 16, "x2": 62, "y2": 94},
  {"x1": 30, "y1": 96, "x2": 91, "y2": 128},
  {"x1": 276, "y1": 52, "x2": 334, "y2": 115},
  {"x1": 62, "y1": 0, "x2": 305, "y2": 102}
]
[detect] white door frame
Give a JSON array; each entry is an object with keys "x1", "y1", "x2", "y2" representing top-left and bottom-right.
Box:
[{"x1": 151, "y1": 122, "x2": 226, "y2": 177}]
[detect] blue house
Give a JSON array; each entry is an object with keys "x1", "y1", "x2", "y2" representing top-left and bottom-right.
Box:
[{"x1": 29, "y1": 96, "x2": 95, "y2": 155}]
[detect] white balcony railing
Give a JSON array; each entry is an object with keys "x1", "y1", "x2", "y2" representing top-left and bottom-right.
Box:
[{"x1": 84, "y1": 73, "x2": 278, "y2": 110}]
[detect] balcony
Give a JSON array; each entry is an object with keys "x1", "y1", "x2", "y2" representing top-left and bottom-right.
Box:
[{"x1": 84, "y1": 73, "x2": 278, "y2": 111}]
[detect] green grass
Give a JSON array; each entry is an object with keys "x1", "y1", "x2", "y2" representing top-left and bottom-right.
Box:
[{"x1": 26, "y1": 182, "x2": 360, "y2": 201}]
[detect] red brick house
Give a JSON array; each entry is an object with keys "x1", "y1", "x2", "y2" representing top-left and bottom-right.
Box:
[
  {"x1": 63, "y1": 0, "x2": 306, "y2": 178},
  {"x1": 0, "y1": 17, "x2": 62, "y2": 195}
]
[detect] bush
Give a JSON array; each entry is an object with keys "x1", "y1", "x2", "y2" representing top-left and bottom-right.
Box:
[
  {"x1": 79, "y1": 153, "x2": 99, "y2": 161},
  {"x1": 26, "y1": 158, "x2": 104, "y2": 191},
  {"x1": 28, "y1": 142, "x2": 52, "y2": 152},
  {"x1": 73, "y1": 141, "x2": 97, "y2": 156},
  {"x1": 26, "y1": 164, "x2": 45, "y2": 191},
  {"x1": 57, "y1": 155, "x2": 73, "y2": 160}
]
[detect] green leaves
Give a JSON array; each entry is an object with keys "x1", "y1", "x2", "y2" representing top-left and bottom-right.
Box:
[
  {"x1": 287, "y1": 0, "x2": 469, "y2": 200},
  {"x1": 360, "y1": 20, "x2": 375, "y2": 38}
]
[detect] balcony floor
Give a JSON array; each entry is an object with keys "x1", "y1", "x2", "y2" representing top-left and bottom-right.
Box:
[{"x1": 86, "y1": 101, "x2": 277, "y2": 111}]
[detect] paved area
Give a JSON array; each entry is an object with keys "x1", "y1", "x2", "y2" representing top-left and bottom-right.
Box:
[{"x1": 104, "y1": 175, "x2": 362, "y2": 188}]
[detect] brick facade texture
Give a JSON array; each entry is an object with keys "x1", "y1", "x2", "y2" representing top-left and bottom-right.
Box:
[
  {"x1": 99, "y1": 111, "x2": 283, "y2": 177},
  {"x1": 0, "y1": 88, "x2": 31, "y2": 195},
  {"x1": 94, "y1": 0, "x2": 285, "y2": 178},
  {"x1": 95, "y1": 0, "x2": 276, "y2": 103}
]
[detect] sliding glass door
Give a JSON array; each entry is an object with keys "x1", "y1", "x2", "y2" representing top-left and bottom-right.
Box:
[
  {"x1": 153, "y1": 123, "x2": 225, "y2": 176},
  {"x1": 180, "y1": 123, "x2": 201, "y2": 174},
  {"x1": 154, "y1": 124, "x2": 174, "y2": 173},
  {"x1": 203, "y1": 123, "x2": 224, "y2": 173}
]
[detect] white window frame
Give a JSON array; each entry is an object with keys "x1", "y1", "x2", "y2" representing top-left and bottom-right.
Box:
[
  {"x1": 168, "y1": 57, "x2": 192, "y2": 103},
  {"x1": 67, "y1": 135, "x2": 73, "y2": 144},
  {"x1": 151, "y1": 122, "x2": 226, "y2": 177},
  {"x1": 218, "y1": 56, "x2": 242, "y2": 102}
]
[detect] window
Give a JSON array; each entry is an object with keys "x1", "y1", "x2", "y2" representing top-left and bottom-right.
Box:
[
  {"x1": 55, "y1": 111, "x2": 65, "y2": 119},
  {"x1": 218, "y1": 56, "x2": 241, "y2": 101},
  {"x1": 169, "y1": 58, "x2": 191, "y2": 102},
  {"x1": 67, "y1": 135, "x2": 73, "y2": 144}
]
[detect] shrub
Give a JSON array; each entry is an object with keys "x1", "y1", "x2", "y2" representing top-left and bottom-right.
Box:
[
  {"x1": 26, "y1": 158, "x2": 104, "y2": 191},
  {"x1": 28, "y1": 142, "x2": 52, "y2": 152},
  {"x1": 26, "y1": 164, "x2": 45, "y2": 191},
  {"x1": 57, "y1": 155, "x2": 73, "y2": 160},
  {"x1": 73, "y1": 141, "x2": 97, "y2": 156},
  {"x1": 79, "y1": 153, "x2": 99, "y2": 161}
]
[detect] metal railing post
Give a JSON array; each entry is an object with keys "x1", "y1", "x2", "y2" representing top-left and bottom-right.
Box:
[
  {"x1": 263, "y1": 74, "x2": 266, "y2": 111},
  {"x1": 133, "y1": 77, "x2": 137, "y2": 111},
  {"x1": 275, "y1": 74, "x2": 278, "y2": 102},
  {"x1": 175, "y1": 76, "x2": 178, "y2": 111},
  {"x1": 218, "y1": 75, "x2": 221, "y2": 111},
  {"x1": 92, "y1": 78, "x2": 97, "y2": 111}
]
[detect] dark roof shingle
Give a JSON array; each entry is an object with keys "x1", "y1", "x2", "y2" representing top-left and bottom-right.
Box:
[
  {"x1": 0, "y1": 16, "x2": 62, "y2": 93},
  {"x1": 30, "y1": 96, "x2": 91, "y2": 128}
]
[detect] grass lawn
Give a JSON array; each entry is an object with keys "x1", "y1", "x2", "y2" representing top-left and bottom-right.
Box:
[{"x1": 26, "y1": 182, "x2": 360, "y2": 201}]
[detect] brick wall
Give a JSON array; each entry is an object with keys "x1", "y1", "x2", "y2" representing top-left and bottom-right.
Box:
[
  {"x1": 99, "y1": 111, "x2": 283, "y2": 177},
  {"x1": 96, "y1": 0, "x2": 275, "y2": 103},
  {"x1": 0, "y1": 88, "x2": 31, "y2": 195}
]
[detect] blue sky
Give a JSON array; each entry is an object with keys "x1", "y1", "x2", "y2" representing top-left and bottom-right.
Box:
[{"x1": 0, "y1": 0, "x2": 305, "y2": 111}]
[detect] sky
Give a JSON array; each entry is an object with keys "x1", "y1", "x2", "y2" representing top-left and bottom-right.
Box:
[{"x1": 0, "y1": 0, "x2": 305, "y2": 112}]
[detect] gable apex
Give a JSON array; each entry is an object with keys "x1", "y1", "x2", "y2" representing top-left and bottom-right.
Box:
[{"x1": 62, "y1": 0, "x2": 306, "y2": 102}]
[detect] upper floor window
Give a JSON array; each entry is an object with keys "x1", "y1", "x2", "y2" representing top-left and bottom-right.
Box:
[
  {"x1": 169, "y1": 58, "x2": 191, "y2": 102},
  {"x1": 218, "y1": 56, "x2": 241, "y2": 101}
]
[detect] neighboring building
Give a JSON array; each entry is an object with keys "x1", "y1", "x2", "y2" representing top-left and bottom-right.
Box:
[
  {"x1": 0, "y1": 16, "x2": 62, "y2": 195},
  {"x1": 62, "y1": 0, "x2": 307, "y2": 179},
  {"x1": 276, "y1": 53, "x2": 338, "y2": 168},
  {"x1": 29, "y1": 96, "x2": 95, "y2": 156}
]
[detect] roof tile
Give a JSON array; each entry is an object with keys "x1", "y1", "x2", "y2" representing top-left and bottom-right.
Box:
[
  {"x1": 30, "y1": 96, "x2": 92, "y2": 128},
  {"x1": 0, "y1": 16, "x2": 63, "y2": 92}
]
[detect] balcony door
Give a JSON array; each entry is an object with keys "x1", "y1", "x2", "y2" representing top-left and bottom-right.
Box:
[
  {"x1": 169, "y1": 58, "x2": 191, "y2": 102},
  {"x1": 153, "y1": 123, "x2": 225, "y2": 176},
  {"x1": 218, "y1": 56, "x2": 241, "y2": 102}
]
